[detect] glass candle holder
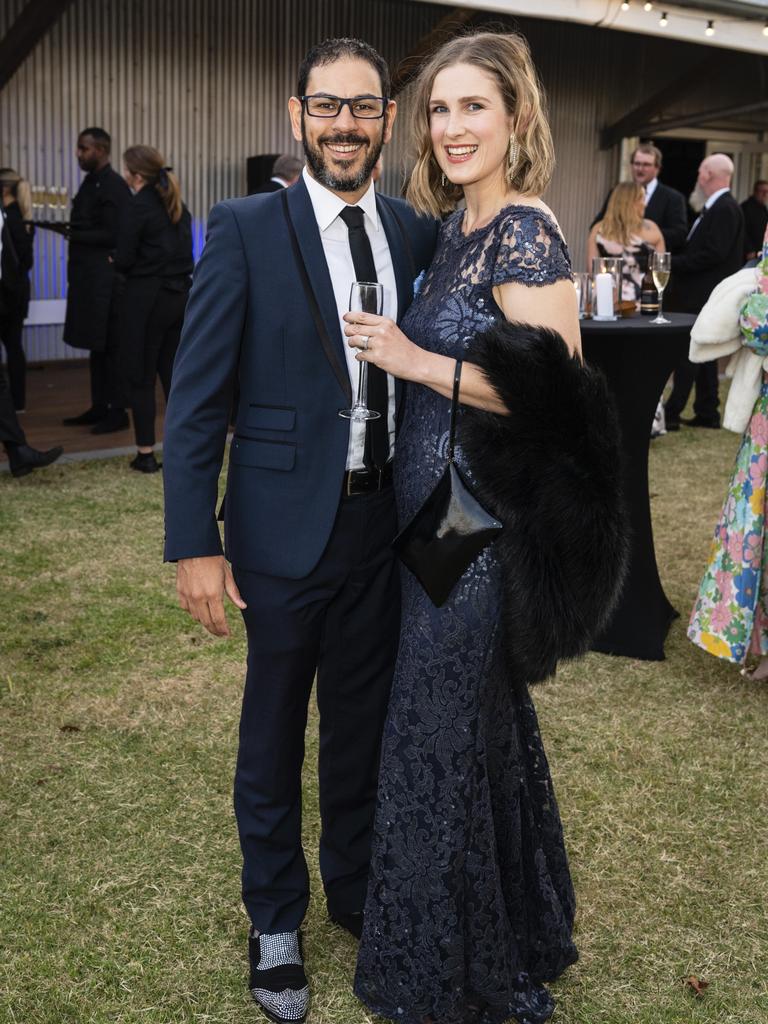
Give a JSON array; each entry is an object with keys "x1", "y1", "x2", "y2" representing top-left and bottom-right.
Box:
[{"x1": 591, "y1": 256, "x2": 623, "y2": 320}]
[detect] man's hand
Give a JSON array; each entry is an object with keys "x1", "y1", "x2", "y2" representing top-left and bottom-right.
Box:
[{"x1": 176, "y1": 555, "x2": 247, "y2": 637}]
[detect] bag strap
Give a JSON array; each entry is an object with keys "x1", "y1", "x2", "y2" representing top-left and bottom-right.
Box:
[{"x1": 447, "y1": 358, "x2": 462, "y2": 463}]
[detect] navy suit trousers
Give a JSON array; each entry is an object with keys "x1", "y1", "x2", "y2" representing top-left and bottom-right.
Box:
[{"x1": 232, "y1": 485, "x2": 399, "y2": 933}]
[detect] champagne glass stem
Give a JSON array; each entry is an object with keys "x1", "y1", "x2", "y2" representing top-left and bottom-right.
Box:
[
  {"x1": 652, "y1": 286, "x2": 669, "y2": 324},
  {"x1": 357, "y1": 359, "x2": 368, "y2": 408}
]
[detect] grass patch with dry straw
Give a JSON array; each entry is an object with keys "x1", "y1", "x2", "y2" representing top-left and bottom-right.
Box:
[{"x1": 1, "y1": 423, "x2": 767, "y2": 1023}]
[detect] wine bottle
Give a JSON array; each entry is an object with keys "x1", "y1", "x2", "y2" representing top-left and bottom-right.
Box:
[{"x1": 640, "y1": 267, "x2": 659, "y2": 315}]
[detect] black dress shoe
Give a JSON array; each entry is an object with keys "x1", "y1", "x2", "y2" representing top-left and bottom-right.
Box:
[
  {"x1": 90, "y1": 409, "x2": 130, "y2": 434},
  {"x1": 680, "y1": 416, "x2": 720, "y2": 429},
  {"x1": 7, "y1": 444, "x2": 64, "y2": 478},
  {"x1": 129, "y1": 452, "x2": 161, "y2": 473},
  {"x1": 248, "y1": 929, "x2": 309, "y2": 1024},
  {"x1": 62, "y1": 405, "x2": 108, "y2": 426},
  {"x1": 329, "y1": 910, "x2": 364, "y2": 940}
]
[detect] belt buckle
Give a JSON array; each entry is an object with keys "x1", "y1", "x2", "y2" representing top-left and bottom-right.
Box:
[
  {"x1": 345, "y1": 471, "x2": 356, "y2": 498},
  {"x1": 376, "y1": 466, "x2": 384, "y2": 491}
]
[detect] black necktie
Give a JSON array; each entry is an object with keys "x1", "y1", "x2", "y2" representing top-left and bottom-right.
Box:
[{"x1": 339, "y1": 205, "x2": 389, "y2": 470}]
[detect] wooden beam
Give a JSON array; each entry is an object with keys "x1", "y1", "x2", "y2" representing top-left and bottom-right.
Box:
[
  {"x1": 635, "y1": 98, "x2": 768, "y2": 136},
  {"x1": 391, "y1": 7, "x2": 476, "y2": 97},
  {"x1": 0, "y1": 0, "x2": 75, "y2": 93},
  {"x1": 600, "y1": 53, "x2": 725, "y2": 149}
]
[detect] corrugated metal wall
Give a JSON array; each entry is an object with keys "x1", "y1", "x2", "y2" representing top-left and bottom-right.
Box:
[{"x1": 0, "y1": 0, "x2": 723, "y2": 361}]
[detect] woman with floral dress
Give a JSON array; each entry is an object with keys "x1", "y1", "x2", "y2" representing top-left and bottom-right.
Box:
[{"x1": 689, "y1": 230, "x2": 768, "y2": 680}]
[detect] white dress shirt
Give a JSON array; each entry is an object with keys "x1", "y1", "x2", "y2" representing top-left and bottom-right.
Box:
[
  {"x1": 644, "y1": 176, "x2": 659, "y2": 205},
  {"x1": 302, "y1": 167, "x2": 397, "y2": 471}
]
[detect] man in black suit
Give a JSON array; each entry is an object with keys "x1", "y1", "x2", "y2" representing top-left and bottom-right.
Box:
[
  {"x1": 664, "y1": 153, "x2": 745, "y2": 430},
  {"x1": 741, "y1": 179, "x2": 768, "y2": 260},
  {"x1": 57, "y1": 128, "x2": 132, "y2": 433},
  {"x1": 253, "y1": 153, "x2": 303, "y2": 193},
  {"x1": 592, "y1": 142, "x2": 688, "y2": 252},
  {"x1": 164, "y1": 38, "x2": 437, "y2": 1023}
]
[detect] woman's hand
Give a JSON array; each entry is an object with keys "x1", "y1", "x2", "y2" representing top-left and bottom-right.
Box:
[{"x1": 342, "y1": 311, "x2": 428, "y2": 382}]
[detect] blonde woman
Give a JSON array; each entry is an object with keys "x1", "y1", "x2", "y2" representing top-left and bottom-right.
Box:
[
  {"x1": 0, "y1": 169, "x2": 34, "y2": 411},
  {"x1": 349, "y1": 31, "x2": 627, "y2": 1024},
  {"x1": 587, "y1": 181, "x2": 665, "y2": 301}
]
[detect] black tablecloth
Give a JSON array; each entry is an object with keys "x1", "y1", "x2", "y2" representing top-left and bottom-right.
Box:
[{"x1": 581, "y1": 312, "x2": 697, "y2": 660}]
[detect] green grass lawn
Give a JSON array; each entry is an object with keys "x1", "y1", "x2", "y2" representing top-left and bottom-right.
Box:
[{"x1": 1, "y1": 422, "x2": 767, "y2": 1024}]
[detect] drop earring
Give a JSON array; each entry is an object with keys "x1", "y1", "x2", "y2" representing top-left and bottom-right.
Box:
[
  {"x1": 441, "y1": 172, "x2": 446, "y2": 187},
  {"x1": 507, "y1": 135, "x2": 520, "y2": 182}
]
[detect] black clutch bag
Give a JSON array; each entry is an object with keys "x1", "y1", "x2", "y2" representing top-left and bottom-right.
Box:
[{"x1": 393, "y1": 359, "x2": 503, "y2": 607}]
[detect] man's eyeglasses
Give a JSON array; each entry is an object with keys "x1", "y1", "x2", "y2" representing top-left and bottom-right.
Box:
[
  {"x1": 631, "y1": 161, "x2": 656, "y2": 169},
  {"x1": 300, "y1": 94, "x2": 388, "y2": 119}
]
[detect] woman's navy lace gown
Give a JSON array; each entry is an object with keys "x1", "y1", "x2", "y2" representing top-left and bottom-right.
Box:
[{"x1": 354, "y1": 207, "x2": 579, "y2": 1024}]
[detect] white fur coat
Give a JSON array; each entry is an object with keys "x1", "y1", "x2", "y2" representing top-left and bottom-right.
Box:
[{"x1": 689, "y1": 266, "x2": 765, "y2": 434}]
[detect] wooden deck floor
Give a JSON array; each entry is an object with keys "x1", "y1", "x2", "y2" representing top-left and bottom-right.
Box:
[{"x1": 1, "y1": 361, "x2": 165, "y2": 464}]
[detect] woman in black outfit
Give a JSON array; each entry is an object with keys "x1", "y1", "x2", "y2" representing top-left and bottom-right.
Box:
[
  {"x1": 0, "y1": 169, "x2": 34, "y2": 412},
  {"x1": 115, "y1": 145, "x2": 192, "y2": 473}
]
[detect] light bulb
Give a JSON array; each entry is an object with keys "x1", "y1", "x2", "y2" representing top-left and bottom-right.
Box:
[
  {"x1": 643, "y1": 1, "x2": 652, "y2": 10},
  {"x1": 621, "y1": 0, "x2": 630, "y2": 9},
  {"x1": 659, "y1": 11, "x2": 668, "y2": 25},
  {"x1": 763, "y1": 19, "x2": 768, "y2": 36},
  {"x1": 705, "y1": 19, "x2": 715, "y2": 36}
]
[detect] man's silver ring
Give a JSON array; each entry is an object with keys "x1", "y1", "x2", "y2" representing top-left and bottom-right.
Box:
[{"x1": 361, "y1": 335, "x2": 370, "y2": 350}]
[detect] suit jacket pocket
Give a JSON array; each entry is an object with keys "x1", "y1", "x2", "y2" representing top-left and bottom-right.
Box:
[
  {"x1": 230, "y1": 435, "x2": 296, "y2": 471},
  {"x1": 245, "y1": 404, "x2": 296, "y2": 431}
]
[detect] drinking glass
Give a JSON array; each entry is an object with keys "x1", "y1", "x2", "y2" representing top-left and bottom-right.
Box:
[
  {"x1": 650, "y1": 252, "x2": 671, "y2": 325},
  {"x1": 339, "y1": 281, "x2": 383, "y2": 422},
  {"x1": 574, "y1": 272, "x2": 591, "y2": 319}
]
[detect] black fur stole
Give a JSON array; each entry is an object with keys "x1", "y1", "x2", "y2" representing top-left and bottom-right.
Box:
[{"x1": 459, "y1": 321, "x2": 629, "y2": 686}]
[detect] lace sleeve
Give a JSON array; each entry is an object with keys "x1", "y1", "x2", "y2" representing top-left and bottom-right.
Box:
[{"x1": 491, "y1": 208, "x2": 572, "y2": 287}]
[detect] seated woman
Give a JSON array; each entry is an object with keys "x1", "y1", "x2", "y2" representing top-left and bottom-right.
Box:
[{"x1": 587, "y1": 181, "x2": 664, "y2": 302}]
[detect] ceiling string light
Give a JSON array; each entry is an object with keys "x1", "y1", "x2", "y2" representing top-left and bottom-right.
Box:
[{"x1": 616, "y1": 0, "x2": 767, "y2": 39}]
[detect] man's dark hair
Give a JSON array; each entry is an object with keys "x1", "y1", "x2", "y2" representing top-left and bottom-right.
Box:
[
  {"x1": 78, "y1": 127, "x2": 111, "y2": 152},
  {"x1": 753, "y1": 179, "x2": 768, "y2": 191},
  {"x1": 297, "y1": 38, "x2": 390, "y2": 98}
]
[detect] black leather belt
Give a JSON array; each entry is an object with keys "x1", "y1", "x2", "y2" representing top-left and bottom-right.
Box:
[{"x1": 343, "y1": 461, "x2": 393, "y2": 497}]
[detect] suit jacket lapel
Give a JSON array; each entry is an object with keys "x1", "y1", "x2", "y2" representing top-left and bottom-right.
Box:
[
  {"x1": 285, "y1": 179, "x2": 352, "y2": 403},
  {"x1": 377, "y1": 195, "x2": 413, "y2": 322}
]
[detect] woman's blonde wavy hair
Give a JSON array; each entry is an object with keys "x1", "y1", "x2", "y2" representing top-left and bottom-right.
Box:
[
  {"x1": 598, "y1": 182, "x2": 645, "y2": 247},
  {"x1": 406, "y1": 31, "x2": 555, "y2": 218},
  {"x1": 0, "y1": 168, "x2": 32, "y2": 223}
]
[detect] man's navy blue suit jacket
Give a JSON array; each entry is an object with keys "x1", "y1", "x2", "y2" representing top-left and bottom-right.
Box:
[{"x1": 163, "y1": 176, "x2": 438, "y2": 578}]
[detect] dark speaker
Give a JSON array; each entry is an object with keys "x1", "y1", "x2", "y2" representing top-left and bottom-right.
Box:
[{"x1": 246, "y1": 154, "x2": 279, "y2": 194}]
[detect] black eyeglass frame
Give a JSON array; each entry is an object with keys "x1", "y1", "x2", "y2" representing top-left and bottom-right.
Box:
[{"x1": 299, "y1": 93, "x2": 390, "y2": 119}]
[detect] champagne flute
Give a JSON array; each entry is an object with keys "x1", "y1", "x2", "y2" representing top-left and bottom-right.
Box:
[
  {"x1": 339, "y1": 281, "x2": 383, "y2": 422},
  {"x1": 650, "y1": 252, "x2": 671, "y2": 325}
]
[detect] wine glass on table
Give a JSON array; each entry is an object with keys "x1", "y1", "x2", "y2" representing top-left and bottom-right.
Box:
[
  {"x1": 339, "y1": 281, "x2": 383, "y2": 422},
  {"x1": 650, "y1": 252, "x2": 671, "y2": 325}
]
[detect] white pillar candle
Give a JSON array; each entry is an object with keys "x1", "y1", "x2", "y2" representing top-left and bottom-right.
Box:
[{"x1": 595, "y1": 272, "x2": 614, "y2": 318}]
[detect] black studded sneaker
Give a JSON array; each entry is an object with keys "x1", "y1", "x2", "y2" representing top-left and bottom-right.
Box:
[{"x1": 248, "y1": 928, "x2": 309, "y2": 1024}]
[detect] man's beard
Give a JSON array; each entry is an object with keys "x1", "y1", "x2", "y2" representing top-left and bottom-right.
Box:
[
  {"x1": 301, "y1": 119, "x2": 384, "y2": 193},
  {"x1": 689, "y1": 184, "x2": 706, "y2": 213}
]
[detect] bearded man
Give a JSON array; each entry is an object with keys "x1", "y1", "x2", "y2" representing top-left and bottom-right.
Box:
[{"x1": 163, "y1": 37, "x2": 437, "y2": 1024}]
